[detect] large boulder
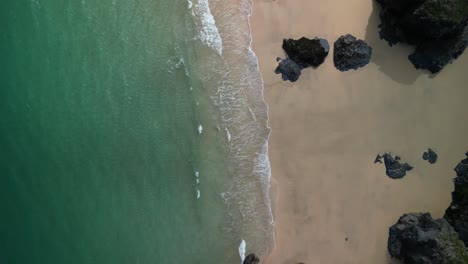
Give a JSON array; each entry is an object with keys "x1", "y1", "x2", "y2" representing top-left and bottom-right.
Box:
[
  {"x1": 383, "y1": 153, "x2": 413, "y2": 179},
  {"x1": 333, "y1": 34, "x2": 372, "y2": 71},
  {"x1": 388, "y1": 213, "x2": 468, "y2": 263},
  {"x1": 282, "y1": 37, "x2": 329, "y2": 68},
  {"x1": 375, "y1": 0, "x2": 468, "y2": 73},
  {"x1": 243, "y1": 253, "x2": 260, "y2": 264},
  {"x1": 274, "y1": 57, "x2": 302, "y2": 82},
  {"x1": 445, "y1": 152, "x2": 468, "y2": 246}
]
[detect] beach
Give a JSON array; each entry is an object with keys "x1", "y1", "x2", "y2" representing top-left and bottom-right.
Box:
[{"x1": 250, "y1": 0, "x2": 468, "y2": 263}]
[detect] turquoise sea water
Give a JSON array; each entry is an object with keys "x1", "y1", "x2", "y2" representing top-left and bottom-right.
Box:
[{"x1": 1, "y1": 0, "x2": 272, "y2": 263}]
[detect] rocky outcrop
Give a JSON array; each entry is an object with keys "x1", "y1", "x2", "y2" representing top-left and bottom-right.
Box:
[
  {"x1": 445, "y1": 152, "x2": 468, "y2": 246},
  {"x1": 275, "y1": 57, "x2": 302, "y2": 82},
  {"x1": 282, "y1": 37, "x2": 330, "y2": 68},
  {"x1": 423, "y1": 148, "x2": 438, "y2": 164},
  {"x1": 375, "y1": 0, "x2": 468, "y2": 73},
  {"x1": 383, "y1": 153, "x2": 413, "y2": 179},
  {"x1": 333, "y1": 34, "x2": 372, "y2": 71},
  {"x1": 388, "y1": 213, "x2": 468, "y2": 263},
  {"x1": 243, "y1": 253, "x2": 260, "y2": 264}
]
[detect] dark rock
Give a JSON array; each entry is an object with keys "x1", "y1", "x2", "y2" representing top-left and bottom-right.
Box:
[
  {"x1": 383, "y1": 153, "x2": 413, "y2": 179},
  {"x1": 409, "y1": 25, "x2": 468, "y2": 73},
  {"x1": 282, "y1": 37, "x2": 329, "y2": 68},
  {"x1": 374, "y1": 154, "x2": 383, "y2": 164},
  {"x1": 375, "y1": 0, "x2": 468, "y2": 73},
  {"x1": 243, "y1": 253, "x2": 260, "y2": 264},
  {"x1": 333, "y1": 34, "x2": 372, "y2": 71},
  {"x1": 445, "y1": 152, "x2": 468, "y2": 246},
  {"x1": 388, "y1": 212, "x2": 468, "y2": 263},
  {"x1": 423, "y1": 148, "x2": 438, "y2": 164},
  {"x1": 274, "y1": 58, "x2": 302, "y2": 82}
]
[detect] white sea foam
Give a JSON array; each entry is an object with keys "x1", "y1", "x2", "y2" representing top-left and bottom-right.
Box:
[
  {"x1": 190, "y1": 0, "x2": 275, "y2": 256},
  {"x1": 196, "y1": 189, "x2": 201, "y2": 199},
  {"x1": 239, "y1": 240, "x2": 246, "y2": 263},
  {"x1": 225, "y1": 127, "x2": 231, "y2": 142},
  {"x1": 190, "y1": 0, "x2": 223, "y2": 55},
  {"x1": 187, "y1": 0, "x2": 193, "y2": 9},
  {"x1": 197, "y1": 124, "x2": 203, "y2": 134}
]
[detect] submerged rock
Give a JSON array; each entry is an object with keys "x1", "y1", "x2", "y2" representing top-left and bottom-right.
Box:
[
  {"x1": 333, "y1": 34, "x2": 372, "y2": 71},
  {"x1": 383, "y1": 153, "x2": 413, "y2": 179},
  {"x1": 282, "y1": 37, "x2": 329, "y2": 68},
  {"x1": 388, "y1": 212, "x2": 468, "y2": 263},
  {"x1": 445, "y1": 152, "x2": 468, "y2": 246},
  {"x1": 275, "y1": 58, "x2": 302, "y2": 82},
  {"x1": 423, "y1": 148, "x2": 438, "y2": 164},
  {"x1": 376, "y1": 0, "x2": 468, "y2": 73},
  {"x1": 243, "y1": 253, "x2": 260, "y2": 264}
]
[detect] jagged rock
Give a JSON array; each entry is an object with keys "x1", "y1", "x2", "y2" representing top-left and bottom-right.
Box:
[
  {"x1": 383, "y1": 153, "x2": 413, "y2": 179},
  {"x1": 376, "y1": 0, "x2": 468, "y2": 73},
  {"x1": 333, "y1": 34, "x2": 372, "y2": 71},
  {"x1": 243, "y1": 253, "x2": 260, "y2": 264},
  {"x1": 388, "y1": 213, "x2": 468, "y2": 263},
  {"x1": 374, "y1": 154, "x2": 383, "y2": 164},
  {"x1": 275, "y1": 58, "x2": 302, "y2": 82},
  {"x1": 445, "y1": 152, "x2": 468, "y2": 246},
  {"x1": 282, "y1": 37, "x2": 329, "y2": 68},
  {"x1": 409, "y1": 25, "x2": 468, "y2": 73},
  {"x1": 423, "y1": 148, "x2": 438, "y2": 164}
]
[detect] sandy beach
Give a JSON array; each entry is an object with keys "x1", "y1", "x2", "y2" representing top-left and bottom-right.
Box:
[{"x1": 250, "y1": 0, "x2": 468, "y2": 263}]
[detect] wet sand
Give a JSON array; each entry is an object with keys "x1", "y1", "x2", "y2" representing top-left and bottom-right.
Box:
[{"x1": 250, "y1": 0, "x2": 468, "y2": 263}]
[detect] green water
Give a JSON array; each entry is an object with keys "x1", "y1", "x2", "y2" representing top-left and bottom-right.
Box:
[{"x1": 0, "y1": 0, "x2": 245, "y2": 263}]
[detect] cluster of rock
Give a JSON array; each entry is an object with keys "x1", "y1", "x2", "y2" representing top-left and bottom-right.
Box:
[
  {"x1": 275, "y1": 35, "x2": 372, "y2": 82},
  {"x1": 374, "y1": 153, "x2": 414, "y2": 179},
  {"x1": 388, "y1": 152, "x2": 468, "y2": 263},
  {"x1": 375, "y1": 0, "x2": 468, "y2": 73}
]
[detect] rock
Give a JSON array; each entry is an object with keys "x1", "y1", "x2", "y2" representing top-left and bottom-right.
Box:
[
  {"x1": 275, "y1": 58, "x2": 302, "y2": 82},
  {"x1": 374, "y1": 154, "x2": 383, "y2": 164},
  {"x1": 282, "y1": 37, "x2": 329, "y2": 68},
  {"x1": 243, "y1": 253, "x2": 260, "y2": 264},
  {"x1": 388, "y1": 212, "x2": 468, "y2": 263},
  {"x1": 333, "y1": 34, "x2": 372, "y2": 71},
  {"x1": 445, "y1": 152, "x2": 468, "y2": 246},
  {"x1": 375, "y1": 0, "x2": 468, "y2": 73},
  {"x1": 423, "y1": 148, "x2": 438, "y2": 164},
  {"x1": 383, "y1": 153, "x2": 413, "y2": 179},
  {"x1": 409, "y1": 25, "x2": 468, "y2": 73}
]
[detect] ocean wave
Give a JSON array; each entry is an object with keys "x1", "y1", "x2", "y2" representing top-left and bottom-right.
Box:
[
  {"x1": 203, "y1": 0, "x2": 274, "y2": 257},
  {"x1": 190, "y1": 0, "x2": 223, "y2": 55}
]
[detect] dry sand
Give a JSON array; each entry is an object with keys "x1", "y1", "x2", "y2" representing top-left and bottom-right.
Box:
[{"x1": 250, "y1": 0, "x2": 468, "y2": 263}]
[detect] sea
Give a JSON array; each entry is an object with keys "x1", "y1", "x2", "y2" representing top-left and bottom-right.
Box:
[{"x1": 0, "y1": 0, "x2": 273, "y2": 263}]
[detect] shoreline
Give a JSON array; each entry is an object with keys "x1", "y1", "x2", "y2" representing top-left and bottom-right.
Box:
[{"x1": 250, "y1": 0, "x2": 468, "y2": 263}]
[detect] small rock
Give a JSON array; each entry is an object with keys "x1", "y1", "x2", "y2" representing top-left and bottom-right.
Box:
[
  {"x1": 282, "y1": 37, "x2": 330, "y2": 68},
  {"x1": 423, "y1": 148, "x2": 438, "y2": 164},
  {"x1": 383, "y1": 153, "x2": 413, "y2": 179},
  {"x1": 275, "y1": 57, "x2": 302, "y2": 82},
  {"x1": 374, "y1": 154, "x2": 383, "y2": 164},
  {"x1": 243, "y1": 253, "x2": 260, "y2": 264},
  {"x1": 333, "y1": 34, "x2": 372, "y2": 71}
]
